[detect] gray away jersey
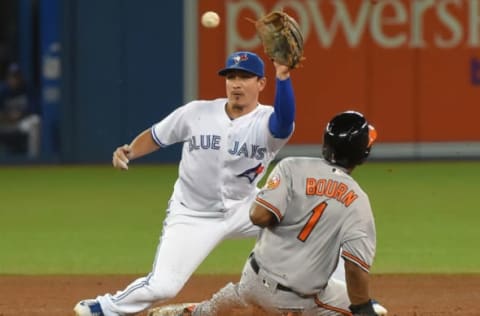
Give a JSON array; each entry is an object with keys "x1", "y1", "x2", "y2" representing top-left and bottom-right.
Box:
[{"x1": 253, "y1": 157, "x2": 376, "y2": 295}]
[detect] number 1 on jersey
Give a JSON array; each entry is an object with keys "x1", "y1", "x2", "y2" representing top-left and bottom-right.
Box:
[{"x1": 297, "y1": 202, "x2": 327, "y2": 242}]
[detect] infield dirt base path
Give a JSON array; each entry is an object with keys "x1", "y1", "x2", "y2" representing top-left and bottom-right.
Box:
[{"x1": 1, "y1": 274, "x2": 479, "y2": 316}]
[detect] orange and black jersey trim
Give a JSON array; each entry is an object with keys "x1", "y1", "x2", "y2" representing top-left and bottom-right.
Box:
[{"x1": 342, "y1": 250, "x2": 371, "y2": 272}]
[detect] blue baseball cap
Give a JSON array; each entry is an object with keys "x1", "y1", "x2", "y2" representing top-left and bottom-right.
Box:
[{"x1": 218, "y1": 51, "x2": 265, "y2": 77}]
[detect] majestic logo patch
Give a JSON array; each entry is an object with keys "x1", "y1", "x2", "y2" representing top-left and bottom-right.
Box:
[
  {"x1": 266, "y1": 174, "x2": 281, "y2": 190},
  {"x1": 237, "y1": 163, "x2": 265, "y2": 184}
]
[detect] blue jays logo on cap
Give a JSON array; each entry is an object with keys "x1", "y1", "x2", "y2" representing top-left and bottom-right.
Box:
[
  {"x1": 232, "y1": 54, "x2": 249, "y2": 64},
  {"x1": 218, "y1": 51, "x2": 265, "y2": 77}
]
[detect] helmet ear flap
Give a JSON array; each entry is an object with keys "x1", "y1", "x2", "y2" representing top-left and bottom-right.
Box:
[{"x1": 322, "y1": 145, "x2": 336, "y2": 164}]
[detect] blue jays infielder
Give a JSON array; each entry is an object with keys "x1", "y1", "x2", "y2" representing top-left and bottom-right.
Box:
[{"x1": 74, "y1": 51, "x2": 351, "y2": 316}]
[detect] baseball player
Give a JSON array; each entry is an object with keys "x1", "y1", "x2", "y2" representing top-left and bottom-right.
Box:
[
  {"x1": 73, "y1": 51, "x2": 301, "y2": 316},
  {"x1": 177, "y1": 111, "x2": 387, "y2": 316}
]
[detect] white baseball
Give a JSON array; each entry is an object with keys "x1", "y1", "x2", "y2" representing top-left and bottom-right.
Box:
[{"x1": 201, "y1": 11, "x2": 220, "y2": 28}]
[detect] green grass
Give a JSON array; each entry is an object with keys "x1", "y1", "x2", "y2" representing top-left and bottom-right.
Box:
[
  {"x1": 0, "y1": 161, "x2": 479, "y2": 274},
  {"x1": 353, "y1": 161, "x2": 480, "y2": 273},
  {"x1": 0, "y1": 165, "x2": 172, "y2": 274}
]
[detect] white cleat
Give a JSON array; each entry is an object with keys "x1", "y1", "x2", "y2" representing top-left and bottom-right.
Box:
[{"x1": 73, "y1": 299, "x2": 105, "y2": 316}]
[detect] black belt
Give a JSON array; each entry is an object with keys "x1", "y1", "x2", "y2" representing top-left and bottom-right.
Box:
[{"x1": 249, "y1": 254, "x2": 294, "y2": 292}]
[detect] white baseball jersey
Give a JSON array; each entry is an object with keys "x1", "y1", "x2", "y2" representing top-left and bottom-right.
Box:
[
  {"x1": 151, "y1": 98, "x2": 292, "y2": 212},
  {"x1": 253, "y1": 157, "x2": 376, "y2": 295}
]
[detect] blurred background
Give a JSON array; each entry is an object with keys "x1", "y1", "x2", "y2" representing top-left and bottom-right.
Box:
[{"x1": 0, "y1": 0, "x2": 479, "y2": 164}]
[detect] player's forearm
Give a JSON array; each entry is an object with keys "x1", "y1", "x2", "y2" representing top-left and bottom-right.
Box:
[
  {"x1": 268, "y1": 78, "x2": 295, "y2": 138},
  {"x1": 250, "y1": 203, "x2": 277, "y2": 227},
  {"x1": 345, "y1": 260, "x2": 371, "y2": 305},
  {"x1": 127, "y1": 128, "x2": 160, "y2": 160}
]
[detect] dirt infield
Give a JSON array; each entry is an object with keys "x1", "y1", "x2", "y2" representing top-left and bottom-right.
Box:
[{"x1": 1, "y1": 274, "x2": 479, "y2": 316}]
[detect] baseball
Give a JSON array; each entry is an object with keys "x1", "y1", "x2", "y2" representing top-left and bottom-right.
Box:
[{"x1": 201, "y1": 11, "x2": 220, "y2": 28}]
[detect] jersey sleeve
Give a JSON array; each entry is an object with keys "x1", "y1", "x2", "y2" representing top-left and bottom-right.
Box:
[
  {"x1": 254, "y1": 160, "x2": 291, "y2": 222},
  {"x1": 341, "y1": 236, "x2": 376, "y2": 273},
  {"x1": 340, "y1": 199, "x2": 377, "y2": 272},
  {"x1": 151, "y1": 103, "x2": 191, "y2": 147},
  {"x1": 268, "y1": 78, "x2": 295, "y2": 139}
]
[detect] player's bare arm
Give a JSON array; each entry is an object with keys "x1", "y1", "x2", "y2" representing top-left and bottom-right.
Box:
[
  {"x1": 112, "y1": 128, "x2": 160, "y2": 170},
  {"x1": 249, "y1": 203, "x2": 277, "y2": 227},
  {"x1": 345, "y1": 259, "x2": 380, "y2": 314},
  {"x1": 345, "y1": 260, "x2": 371, "y2": 305}
]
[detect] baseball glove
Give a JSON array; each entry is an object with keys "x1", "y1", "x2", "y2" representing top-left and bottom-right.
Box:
[{"x1": 252, "y1": 11, "x2": 304, "y2": 68}]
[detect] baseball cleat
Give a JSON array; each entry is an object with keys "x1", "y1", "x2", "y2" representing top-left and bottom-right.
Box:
[
  {"x1": 73, "y1": 299, "x2": 105, "y2": 316},
  {"x1": 178, "y1": 304, "x2": 196, "y2": 316}
]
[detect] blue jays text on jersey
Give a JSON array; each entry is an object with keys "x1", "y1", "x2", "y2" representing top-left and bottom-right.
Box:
[{"x1": 187, "y1": 135, "x2": 267, "y2": 160}]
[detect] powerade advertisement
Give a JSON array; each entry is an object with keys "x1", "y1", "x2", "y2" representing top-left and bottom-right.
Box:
[{"x1": 198, "y1": 0, "x2": 480, "y2": 143}]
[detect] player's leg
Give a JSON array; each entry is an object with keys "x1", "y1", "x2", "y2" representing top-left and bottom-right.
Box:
[
  {"x1": 185, "y1": 259, "x2": 266, "y2": 316},
  {"x1": 312, "y1": 277, "x2": 351, "y2": 316},
  {"x1": 189, "y1": 282, "x2": 250, "y2": 315},
  {"x1": 147, "y1": 199, "x2": 262, "y2": 316},
  {"x1": 312, "y1": 277, "x2": 388, "y2": 316},
  {"x1": 86, "y1": 201, "x2": 228, "y2": 316}
]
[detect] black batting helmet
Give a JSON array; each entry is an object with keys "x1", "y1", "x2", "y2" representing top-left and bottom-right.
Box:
[{"x1": 322, "y1": 111, "x2": 377, "y2": 169}]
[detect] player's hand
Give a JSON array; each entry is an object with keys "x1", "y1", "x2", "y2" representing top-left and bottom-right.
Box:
[
  {"x1": 112, "y1": 144, "x2": 132, "y2": 170},
  {"x1": 273, "y1": 62, "x2": 290, "y2": 80}
]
